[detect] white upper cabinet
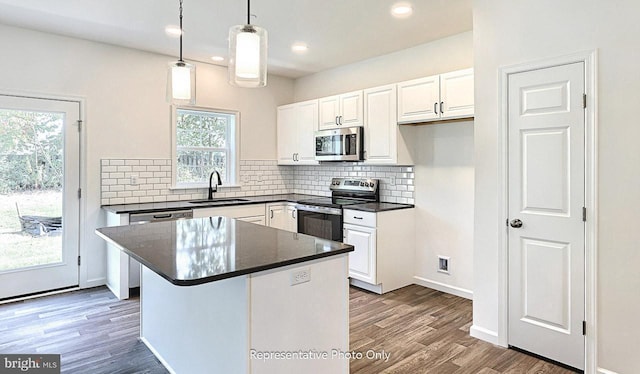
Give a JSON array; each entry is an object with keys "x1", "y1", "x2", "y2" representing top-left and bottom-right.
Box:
[
  {"x1": 277, "y1": 99, "x2": 319, "y2": 165},
  {"x1": 440, "y1": 68, "x2": 474, "y2": 119},
  {"x1": 397, "y1": 75, "x2": 440, "y2": 123},
  {"x1": 363, "y1": 84, "x2": 414, "y2": 165},
  {"x1": 318, "y1": 90, "x2": 363, "y2": 130},
  {"x1": 397, "y1": 68, "x2": 474, "y2": 124},
  {"x1": 364, "y1": 84, "x2": 415, "y2": 165}
]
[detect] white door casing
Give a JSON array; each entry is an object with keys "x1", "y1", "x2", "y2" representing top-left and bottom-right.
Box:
[{"x1": 507, "y1": 62, "x2": 585, "y2": 370}]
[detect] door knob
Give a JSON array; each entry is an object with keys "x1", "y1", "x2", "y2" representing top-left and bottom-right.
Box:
[{"x1": 509, "y1": 219, "x2": 523, "y2": 228}]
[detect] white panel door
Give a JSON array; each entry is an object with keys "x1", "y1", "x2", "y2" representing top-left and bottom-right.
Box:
[
  {"x1": 0, "y1": 95, "x2": 80, "y2": 299},
  {"x1": 440, "y1": 68, "x2": 474, "y2": 119},
  {"x1": 397, "y1": 75, "x2": 440, "y2": 123},
  {"x1": 508, "y1": 62, "x2": 585, "y2": 370},
  {"x1": 364, "y1": 84, "x2": 397, "y2": 164},
  {"x1": 343, "y1": 223, "x2": 376, "y2": 284}
]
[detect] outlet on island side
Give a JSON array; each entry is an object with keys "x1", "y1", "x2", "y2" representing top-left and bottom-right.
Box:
[
  {"x1": 130, "y1": 174, "x2": 139, "y2": 185},
  {"x1": 290, "y1": 268, "x2": 311, "y2": 286},
  {"x1": 438, "y1": 256, "x2": 450, "y2": 275}
]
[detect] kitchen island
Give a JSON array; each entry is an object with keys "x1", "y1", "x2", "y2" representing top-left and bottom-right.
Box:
[{"x1": 96, "y1": 217, "x2": 353, "y2": 374}]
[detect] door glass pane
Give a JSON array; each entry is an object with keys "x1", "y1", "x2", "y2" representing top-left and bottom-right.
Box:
[{"x1": 0, "y1": 109, "x2": 63, "y2": 272}]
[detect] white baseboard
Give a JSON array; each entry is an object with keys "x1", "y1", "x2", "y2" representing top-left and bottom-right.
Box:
[
  {"x1": 598, "y1": 368, "x2": 620, "y2": 374},
  {"x1": 82, "y1": 277, "x2": 106, "y2": 289},
  {"x1": 470, "y1": 325, "x2": 500, "y2": 345},
  {"x1": 413, "y1": 276, "x2": 473, "y2": 300}
]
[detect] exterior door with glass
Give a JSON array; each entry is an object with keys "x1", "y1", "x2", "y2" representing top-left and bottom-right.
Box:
[{"x1": 0, "y1": 94, "x2": 80, "y2": 299}]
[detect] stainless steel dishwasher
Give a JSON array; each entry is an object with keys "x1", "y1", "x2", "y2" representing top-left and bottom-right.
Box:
[{"x1": 129, "y1": 210, "x2": 193, "y2": 224}]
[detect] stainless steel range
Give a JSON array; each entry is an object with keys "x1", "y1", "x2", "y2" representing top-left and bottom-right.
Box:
[{"x1": 296, "y1": 177, "x2": 379, "y2": 241}]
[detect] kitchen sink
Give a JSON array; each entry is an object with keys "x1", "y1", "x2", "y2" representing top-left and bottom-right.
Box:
[{"x1": 188, "y1": 198, "x2": 250, "y2": 204}]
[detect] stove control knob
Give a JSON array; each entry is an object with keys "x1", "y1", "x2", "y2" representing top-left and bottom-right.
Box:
[{"x1": 364, "y1": 182, "x2": 370, "y2": 187}]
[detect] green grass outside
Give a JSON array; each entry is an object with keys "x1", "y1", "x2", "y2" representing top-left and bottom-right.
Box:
[{"x1": 0, "y1": 190, "x2": 62, "y2": 271}]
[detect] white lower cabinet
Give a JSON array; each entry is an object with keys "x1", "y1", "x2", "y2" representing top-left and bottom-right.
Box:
[
  {"x1": 343, "y1": 208, "x2": 415, "y2": 294},
  {"x1": 193, "y1": 204, "x2": 266, "y2": 225},
  {"x1": 343, "y1": 223, "x2": 376, "y2": 285},
  {"x1": 266, "y1": 202, "x2": 297, "y2": 232}
]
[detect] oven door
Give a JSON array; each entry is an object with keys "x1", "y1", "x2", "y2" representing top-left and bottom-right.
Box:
[{"x1": 296, "y1": 204, "x2": 343, "y2": 241}]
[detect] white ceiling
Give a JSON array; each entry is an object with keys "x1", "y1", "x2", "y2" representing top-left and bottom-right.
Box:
[{"x1": 0, "y1": 0, "x2": 472, "y2": 78}]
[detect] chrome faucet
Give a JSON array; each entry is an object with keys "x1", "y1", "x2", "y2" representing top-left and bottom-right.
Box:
[{"x1": 208, "y1": 171, "x2": 222, "y2": 200}]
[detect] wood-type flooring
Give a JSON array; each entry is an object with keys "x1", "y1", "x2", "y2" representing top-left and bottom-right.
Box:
[{"x1": 0, "y1": 285, "x2": 577, "y2": 373}]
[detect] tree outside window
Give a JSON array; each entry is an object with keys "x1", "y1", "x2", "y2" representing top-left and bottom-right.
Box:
[{"x1": 173, "y1": 108, "x2": 237, "y2": 187}]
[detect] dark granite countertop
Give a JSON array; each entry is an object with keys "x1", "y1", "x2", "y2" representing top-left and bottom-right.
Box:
[
  {"x1": 102, "y1": 193, "x2": 321, "y2": 214},
  {"x1": 96, "y1": 216, "x2": 353, "y2": 286},
  {"x1": 345, "y1": 202, "x2": 414, "y2": 212}
]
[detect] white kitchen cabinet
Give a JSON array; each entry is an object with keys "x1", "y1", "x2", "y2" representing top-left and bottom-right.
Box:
[
  {"x1": 318, "y1": 90, "x2": 363, "y2": 129},
  {"x1": 397, "y1": 68, "x2": 474, "y2": 124},
  {"x1": 343, "y1": 223, "x2": 377, "y2": 285},
  {"x1": 276, "y1": 99, "x2": 318, "y2": 165},
  {"x1": 342, "y1": 208, "x2": 415, "y2": 294},
  {"x1": 266, "y1": 202, "x2": 297, "y2": 233},
  {"x1": 237, "y1": 215, "x2": 266, "y2": 225},
  {"x1": 363, "y1": 84, "x2": 416, "y2": 165},
  {"x1": 193, "y1": 204, "x2": 266, "y2": 225}
]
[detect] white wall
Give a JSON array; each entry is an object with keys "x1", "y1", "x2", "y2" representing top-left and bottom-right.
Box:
[
  {"x1": 294, "y1": 32, "x2": 473, "y2": 101},
  {"x1": 473, "y1": 1, "x2": 640, "y2": 373},
  {"x1": 294, "y1": 31, "x2": 475, "y2": 297},
  {"x1": 0, "y1": 23, "x2": 294, "y2": 288}
]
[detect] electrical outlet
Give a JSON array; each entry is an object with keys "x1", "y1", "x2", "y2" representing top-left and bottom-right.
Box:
[
  {"x1": 438, "y1": 256, "x2": 450, "y2": 274},
  {"x1": 130, "y1": 175, "x2": 138, "y2": 185},
  {"x1": 389, "y1": 177, "x2": 396, "y2": 186},
  {"x1": 290, "y1": 268, "x2": 310, "y2": 286}
]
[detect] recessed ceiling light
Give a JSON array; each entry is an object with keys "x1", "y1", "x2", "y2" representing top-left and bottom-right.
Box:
[
  {"x1": 165, "y1": 25, "x2": 182, "y2": 38},
  {"x1": 391, "y1": 2, "x2": 413, "y2": 18},
  {"x1": 211, "y1": 56, "x2": 224, "y2": 62},
  {"x1": 291, "y1": 42, "x2": 309, "y2": 53}
]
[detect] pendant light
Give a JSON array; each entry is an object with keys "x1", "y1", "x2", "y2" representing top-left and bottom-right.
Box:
[
  {"x1": 228, "y1": 0, "x2": 267, "y2": 87},
  {"x1": 167, "y1": 0, "x2": 196, "y2": 104}
]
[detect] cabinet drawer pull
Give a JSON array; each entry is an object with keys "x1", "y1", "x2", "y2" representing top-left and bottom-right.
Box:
[{"x1": 353, "y1": 216, "x2": 363, "y2": 220}]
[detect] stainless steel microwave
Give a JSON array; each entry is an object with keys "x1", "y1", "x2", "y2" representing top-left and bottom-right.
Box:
[{"x1": 314, "y1": 127, "x2": 364, "y2": 161}]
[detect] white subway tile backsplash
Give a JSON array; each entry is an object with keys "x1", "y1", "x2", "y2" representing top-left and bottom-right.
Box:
[{"x1": 100, "y1": 158, "x2": 414, "y2": 205}]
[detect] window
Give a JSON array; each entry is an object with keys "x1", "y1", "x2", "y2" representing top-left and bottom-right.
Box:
[{"x1": 172, "y1": 107, "x2": 238, "y2": 188}]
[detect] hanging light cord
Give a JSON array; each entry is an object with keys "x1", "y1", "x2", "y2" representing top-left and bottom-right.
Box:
[
  {"x1": 247, "y1": 0, "x2": 251, "y2": 25},
  {"x1": 179, "y1": 0, "x2": 184, "y2": 62}
]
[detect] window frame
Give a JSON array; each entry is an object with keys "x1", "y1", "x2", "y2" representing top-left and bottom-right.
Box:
[{"x1": 171, "y1": 105, "x2": 240, "y2": 189}]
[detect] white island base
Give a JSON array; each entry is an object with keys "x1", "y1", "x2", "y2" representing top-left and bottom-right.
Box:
[{"x1": 140, "y1": 254, "x2": 349, "y2": 374}]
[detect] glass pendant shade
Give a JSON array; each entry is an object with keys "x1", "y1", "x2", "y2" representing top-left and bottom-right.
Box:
[
  {"x1": 228, "y1": 25, "x2": 267, "y2": 87},
  {"x1": 167, "y1": 61, "x2": 196, "y2": 105}
]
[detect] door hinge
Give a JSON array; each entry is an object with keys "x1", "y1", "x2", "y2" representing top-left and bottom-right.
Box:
[
  {"x1": 77, "y1": 188, "x2": 82, "y2": 199},
  {"x1": 582, "y1": 320, "x2": 587, "y2": 335},
  {"x1": 583, "y1": 94, "x2": 587, "y2": 109},
  {"x1": 77, "y1": 256, "x2": 81, "y2": 266},
  {"x1": 582, "y1": 207, "x2": 587, "y2": 222},
  {"x1": 77, "y1": 120, "x2": 83, "y2": 132}
]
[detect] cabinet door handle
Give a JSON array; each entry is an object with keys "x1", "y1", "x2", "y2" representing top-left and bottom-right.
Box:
[
  {"x1": 434, "y1": 102, "x2": 438, "y2": 114},
  {"x1": 335, "y1": 116, "x2": 339, "y2": 125},
  {"x1": 270, "y1": 210, "x2": 274, "y2": 219},
  {"x1": 440, "y1": 101, "x2": 444, "y2": 114},
  {"x1": 292, "y1": 209, "x2": 296, "y2": 219},
  {"x1": 353, "y1": 216, "x2": 363, "y2": 220},
  {"x1": 292, "y1": 153, "x2": 295, "y2": 161}
]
